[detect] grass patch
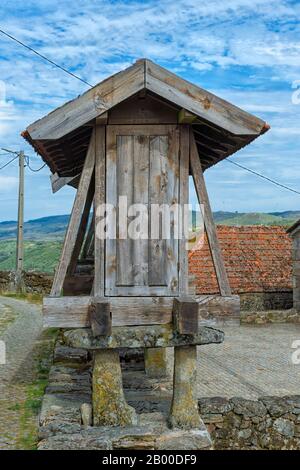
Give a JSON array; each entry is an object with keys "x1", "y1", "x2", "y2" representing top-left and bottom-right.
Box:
[
  {"x1": 0, "y1": 239, "x2": 62, "y2": 273},
  {"x1": 15, "y1": 328, "x2": 59, "y2": 450},
  {"x1": 1, "y1": 291, "x2": 43, "y2": 304}
]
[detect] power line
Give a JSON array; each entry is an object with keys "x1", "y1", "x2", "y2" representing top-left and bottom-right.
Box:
[
  {"x1": 24, "y1": 155, "x2": 46, "y2": 172},
  {"x1": 226, "y1": 158, "x2": 300, "y2": 196},
  {"x1": 0, "y1": 155, "x2": 18, "y2": 170},
  {"x1": 0, "y1": 28, "x2": 93, "y2": 88},
  {"x1": 0, "y1": 149, "x2": 46, "y2": 172}
]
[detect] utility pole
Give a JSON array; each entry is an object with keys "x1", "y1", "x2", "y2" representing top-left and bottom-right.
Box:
[{"x1": 15, "y1": 151, "x2": 25, "y2": 293}]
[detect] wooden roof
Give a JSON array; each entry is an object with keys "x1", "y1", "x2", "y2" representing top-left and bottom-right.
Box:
[{"x1": 22, "y1": 59, "x2": 269, "y2": 177}]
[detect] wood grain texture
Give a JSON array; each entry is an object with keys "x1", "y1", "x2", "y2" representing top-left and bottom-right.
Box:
[
  {"x1": 94, "y1": 124, "x2": 106, "y2": 297},
  {"x1": 106, "y1": 124, "x2": 179, "y2": 296},
  {"x1": 145, "y1": 59, "x2": 265, "y2": 135},
  {"x1": 88, "y1": 299, "x2": 112, "y2": 336},
  {"x1": 43, "y1": 294, "x2": 239, "y2": 328},
  {"x1": 27, "y1": 61, "x2": 145, "y2": 140},
  {"x1": 178, "y1": 125, "x2": 189, "y2": 295},
  {"x1": 67, "y1": 181, "x2": 94, "y2": 275},
  {"x1": 173, "y1": 297, "x2": 199, "y2": 334}
]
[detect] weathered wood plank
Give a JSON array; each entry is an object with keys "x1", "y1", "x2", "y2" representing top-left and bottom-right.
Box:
[
  {"x1": 132, "y1": 134, "x2": 149, "y2": 286},
  {"x1": 178, "y1": 125, "x2": 189, "y2": 295},
  {"x1": 27, "y1": 61, "x2": 145, "y2": 140},
  {"x1": 67, "y1": 181, "x2": 94, "y2": 275},
  {"x1": 94, "y1": 124, "x2": 106, "y2": 297},
  {"x1": 145, "y1": 60, "x2": 265, "y2": 135},
  {"x1": 190, "y1": 131, "x2": 231, "y2": 296},
  {"x1": 88, "y1": 299, "x2": 112, "y2": 336},
  {"x1": 173, "y1": 297, "x2": 198, "y2": 334},
  {"x1": 178, "y1": 109, "x2": 197, "y2": 124},
  {"x1": 43, "y1": 294, "x2": 239, "y2": 328},
  {"x1": 81, "y1": 212, "x2": 94, "y2": 260},
  {"x1": 108, "y1": 94, "x2": 178, "y2": 124},
  {"x1": 50, "y1": 130, "x2": 96, "y2": 296},
  {"x1": 116, "y1": 135, "x2": 135, "y2": 286},
  {"x1": 148, "y1": 135, "x2": 168, "y2": 286},
  {"x1": 43, "y1": 296, "x2": 173, "y2": 328},
  {"x1": 63, "y1": 275, "x2": 93, "y2": 296},
  {"x1": 50, "y1": 172, "x2": 79, "y2": 193},
  {"x1": 106, "y1": 125, "x2": 179, "y2": 296},
  {"x1": 197, "y1": 294, "x2": 240, "y2": 325}
]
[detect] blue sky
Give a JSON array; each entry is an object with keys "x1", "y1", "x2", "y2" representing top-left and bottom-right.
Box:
[{"x1": 0, "y1": 0, "x2": 299, "y2": 222}]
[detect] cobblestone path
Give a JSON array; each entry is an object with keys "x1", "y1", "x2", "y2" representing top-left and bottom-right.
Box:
[
  {"x1": 0, "y1": 297, "x2": 55, "y2": 450},
  {"x1": 198, "y1": 323, "x2": 300, "y2": 399}
]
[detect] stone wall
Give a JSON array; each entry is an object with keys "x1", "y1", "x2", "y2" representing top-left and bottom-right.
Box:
[
  {"x1": 292, "y1": 230, "x2": 300, "y2": 312},
  {"x1": 0, "y1": 270, "x2": 52, "y2": 294},
  {"x1": 199, "y1": 396, "x2": 300, "y2": 450},
  {"x1": 240, "y1": 291, "x2": 293, "y2": 311},
  {"x1": 241, "y1": 308, "x2": 300, "y2": 324}
]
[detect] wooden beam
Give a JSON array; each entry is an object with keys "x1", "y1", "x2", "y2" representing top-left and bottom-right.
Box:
[
  {"x1": 190, "y1": 130, "x2": 231, "y2": 296},
  {"x1": 63, "y1": 275, "x2": 94, "y2": 295},
  {"x1": 179, "y1": 125, "x2": 189, "y2": 295},
  {"x1": 178, "y1": 109, "x2": 197, "y2": 124},
  {"x1": 173, "y1": 297, "x2": 198, "y2": 334},
  {"x1": 26, "y1": 59, "x2": 267, "y2": 142},
  {"x1": 43, "y1": 296, "x2": 173, "y2": 328},
  {"x1": 88, "y1": 299, "x2": 112, "y2": 336},
  {"x1": 43, "y1": 294, "x2": 239, "y2": 328},
  {"x1": 50, "y1": 130, "x2": 96, "y2": 296},
  {"x1": 50, "y1": 172, "x2": 79, "y2": 193},
  {"x1": 81, "y1": 212, "x2": 95, "y2": 260},
  {"x1": 96, "y1": 112, "x2": 108, "y2": 125},
  {"x1": 145, "y1": 60, "x2": 266, "y2": 136},
  {"x1": 27, "y1": 61, "x2": 145, "y2": 140},
  {"x1": 67, "y1": 180, "x2": 94, "y2": 275},
  {"x1": 94, "y1": 124, "x2": 106, "y2": 297}
]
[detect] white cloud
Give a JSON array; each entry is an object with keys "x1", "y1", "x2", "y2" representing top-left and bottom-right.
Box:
[{"x1": 0, "y1": 175, "x2": 18, "y2": 192}]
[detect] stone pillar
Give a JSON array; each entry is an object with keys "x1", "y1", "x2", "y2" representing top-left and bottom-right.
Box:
[
  {"x1": 144, "y1": 347, "x2": 167, "y2": 378},
  {"x1": 93, "y1": 349, "x2": 137, "y2": 426},
  {"x1": 169, "y1": 345, "x2": 202, "y2": 429}
]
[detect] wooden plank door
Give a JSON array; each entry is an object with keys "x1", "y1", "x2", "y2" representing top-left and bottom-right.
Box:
[{"x1": 106, "y1": 125, "x2": 180, "y2": 296}]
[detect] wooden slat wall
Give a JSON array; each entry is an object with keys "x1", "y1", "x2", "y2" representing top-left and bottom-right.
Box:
[{"x1": 106, "y1": 124, "x2": 180, "y2": 296}]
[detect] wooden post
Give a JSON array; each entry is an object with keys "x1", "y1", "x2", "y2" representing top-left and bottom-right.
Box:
[
  {"x1": 67, "y1": 181, "x2": 94, "y2": 275},
  {"x1": 81, "y1": 213, "x2": 95, "y2": 261},
  {"x1": 15, "y1": 151, "x2": 25, "y2": 293},
  {"x1": 88, "y1": 299, "x2": 112, "y2": 337},
  {"x1": 173, "y1": 297, "x2": 198, "y2": 334},
  {"x1": 50, "y1": 130, "x2": 96, "y2": 296},
  {"x1": 94, "y1": 124, "x2": 106, "y2": 297},
  {"x1": 190, "y1": 130, "x2": 231, "y2": 296}
]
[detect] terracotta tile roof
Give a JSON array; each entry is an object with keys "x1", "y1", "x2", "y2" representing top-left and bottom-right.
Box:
[{"x1": 188, "y1": 226, "x2": 292, "y2": 294}]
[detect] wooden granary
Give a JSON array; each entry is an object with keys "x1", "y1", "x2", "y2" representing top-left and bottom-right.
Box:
[
  {"x1": 23, "y1": 59, "x2": 269, "y2": 328},
  {"x1": 23, "y1": 59, "x2": 269, "y2": 431}
]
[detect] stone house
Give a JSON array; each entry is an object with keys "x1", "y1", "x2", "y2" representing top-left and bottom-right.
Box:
[
  {"x1": 287, "y1": 220, "x2": 300, "y2": 312},
  {"x1": 189, "y1": 225, "x2": 293, "y2": 311}
]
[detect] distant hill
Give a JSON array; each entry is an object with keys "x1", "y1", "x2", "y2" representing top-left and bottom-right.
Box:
[
  {"x1": 0, "y1": 211, "x2": 299, "y2": 242},
  {"x1": 0, "y1": 215, "x2": 70, "y2": 240}
]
